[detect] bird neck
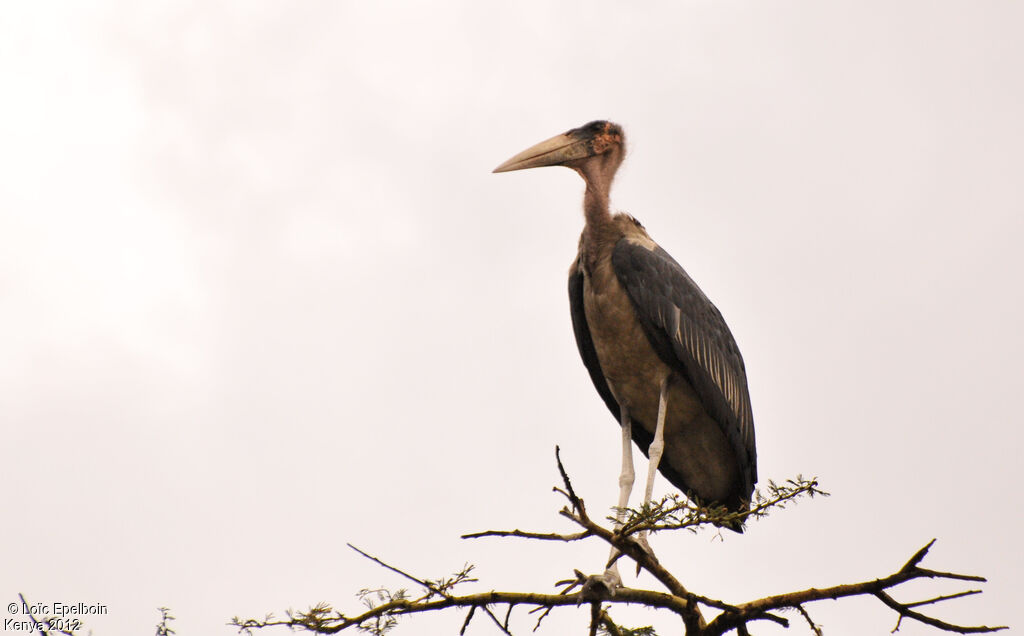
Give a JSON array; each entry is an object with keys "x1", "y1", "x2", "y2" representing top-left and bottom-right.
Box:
[
  {"x1": 583, "y1": 180, "x2": 612, "y2": 227},
  {"x1": 578, "y1": 153, "x2": 616, "y2": 224},
  {"x1": 579, "y1": 168, "x2": 621, "y2": 274}
]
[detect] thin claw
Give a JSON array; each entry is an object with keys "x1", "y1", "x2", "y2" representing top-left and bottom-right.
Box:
[{"x1": 634, "y1": 533, "x2": 654, "y2": 575}]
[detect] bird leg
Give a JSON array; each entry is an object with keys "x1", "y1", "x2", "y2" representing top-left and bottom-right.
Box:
[
  {"x1": 602, "y1": 403, "x2": 635, "y2": 588},
  {"x1": 633, "y1": 376, "x2": 669, "y2": 569},
  {"x1": 616, "y1": 404, "x2": 636, "y2": 517},
  {"x1": 643, "y1": 376, "x2": 670, "y2": 506}
]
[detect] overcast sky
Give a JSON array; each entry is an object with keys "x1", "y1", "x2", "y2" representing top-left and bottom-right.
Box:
[{"x1": 2, "y1": 2, "x2": 1021, "y2": 635}]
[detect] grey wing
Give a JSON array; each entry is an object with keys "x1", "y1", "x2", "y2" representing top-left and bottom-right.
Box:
[{"x1": 611, "y1": 237, "x2": 757, "y2": 495}]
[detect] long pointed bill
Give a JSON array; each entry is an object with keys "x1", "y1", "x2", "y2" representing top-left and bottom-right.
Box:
[{"x1": 492, "y1": 131, "x2": 593, "y2": 173}]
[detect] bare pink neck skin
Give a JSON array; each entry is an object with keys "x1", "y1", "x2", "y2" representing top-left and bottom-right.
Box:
[{"x1": 575, "y1": 148, "x2": 624, "y2": 267}]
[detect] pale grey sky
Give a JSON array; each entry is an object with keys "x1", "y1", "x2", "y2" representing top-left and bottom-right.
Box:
[{"x1": 1, "y1": 2, "x2": 1020, "y2": 635}]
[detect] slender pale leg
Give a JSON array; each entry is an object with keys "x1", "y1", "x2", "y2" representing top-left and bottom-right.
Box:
[
  {"x1": 643, "y1": 376, "x2": 670, "y2": 506},
  {"x1": 604, "y1": 404, "x2": 635, "y2": 584},
  {"x1": 631, "y1": 376, "x2": 669, "y2": 566}
]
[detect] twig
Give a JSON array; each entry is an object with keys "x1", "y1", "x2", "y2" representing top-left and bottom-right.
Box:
[
  {"x1": 597, "y1": 608, "x2": 625, "y2": 636},
  {"x1": 347, "y1": 544, "x2": 432, "y2": 591},
  {"x1": 18, "y1": 595, "x2": 47, "y2": 636},
  {"x1": 347, "y1": 544, "x2": 514, "y2": 635},
  {"x1": 17, "y1": 594, "x2": 77, "y2": 636},
  {"x1": 458, "y1": 606, "x2": 475, "y2": 635},
  {"x1": 875, "y1": 591, "x2": 1004, "y2": 634},
  {"x1": 462, "y1": 529, "x2": 591, "y2": 542},
  {"x1": 555, "y1": 446, "x2": 583, "y2": 514},
  {"x1": 796, "y1": 604, "x2": 822, "y2": 636},
  {"x1": 905, "y1": 590, "x2": 982, "y2": 609}
]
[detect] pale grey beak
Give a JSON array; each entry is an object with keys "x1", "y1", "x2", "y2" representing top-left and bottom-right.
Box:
[{"x1": 492, "y1": 131, "x2": 593, "y2": 173}]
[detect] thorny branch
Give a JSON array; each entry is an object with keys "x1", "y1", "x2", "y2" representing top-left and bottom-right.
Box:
[
  {"x1": 232, "y1": 448, "x2": 1006, "y2": 636},
  {"x1": 344, "y1": 544, "x2": 513, "y2": 635}
]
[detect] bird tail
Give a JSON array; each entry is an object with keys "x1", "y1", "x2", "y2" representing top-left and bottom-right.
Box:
[
  {"x1": 717, "y1": 517, "x2": 746, "y2": 534},
  {"x1": 710, "y1": 495, "x2": 750, "y2": 534}
]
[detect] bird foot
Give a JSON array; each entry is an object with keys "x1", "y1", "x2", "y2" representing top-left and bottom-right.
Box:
[
  {"x1": 634, "y1": 533, "x2": 656, "y2": 575},
  {"x1": 580, "y1": 568, "x2": 621, "y2": 601}
]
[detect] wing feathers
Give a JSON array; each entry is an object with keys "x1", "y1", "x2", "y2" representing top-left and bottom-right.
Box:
[{"x1": 611, "y1": 238, "x2": 757, "y2": 493}]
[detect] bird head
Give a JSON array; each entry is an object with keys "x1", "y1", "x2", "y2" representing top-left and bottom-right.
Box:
[{"x1": 493, "y1": 121, "x2": 625, "y2": 180}]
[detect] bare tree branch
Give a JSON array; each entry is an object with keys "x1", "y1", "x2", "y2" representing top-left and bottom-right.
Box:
[
  {"x1": 875, "y1": 590, "x2": 1003, "y2": 634},
  {"x1": 462, "y1": 528, "x2": 591, "y2": 542},
  {"x1": 232, "y1": 587, "x2": 698, "y2": 634},
  {"x1": 703, "y1": 540, "x2": 1006, "y2": 636},
  {"x1": 233, "y1": 451, "x2": 1005, "y2": 636},
  {"x1": 346, "y1": 544, "x2": 512, "y2": 635},
  {"x1": 905, "y1": 590, "x2": 983, "y2": 609}
]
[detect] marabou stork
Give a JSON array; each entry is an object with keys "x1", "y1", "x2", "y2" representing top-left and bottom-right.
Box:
[{"x1": 494, "y1": 121, "x2": 758, "y2": 545}]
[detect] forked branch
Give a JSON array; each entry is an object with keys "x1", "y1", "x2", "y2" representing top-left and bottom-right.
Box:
[
  {"x1": 232, "y1": 450, "x2": 1005, "y2": 636},
  {"x1": 703, "y1": 538, "x2": 1004, "y2": 635}
]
